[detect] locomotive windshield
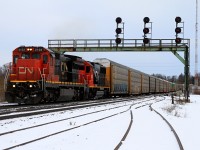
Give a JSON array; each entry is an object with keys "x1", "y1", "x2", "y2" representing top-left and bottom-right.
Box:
[
  {"x1": 21, "y1": 53, "x2": 41, "y2": 59},
  {"x1": 32, "y1": 53, "x2": 40, "y2": 59},
  {"x1": 21, "y1": 53, "x2": 30, "y2": 59}
]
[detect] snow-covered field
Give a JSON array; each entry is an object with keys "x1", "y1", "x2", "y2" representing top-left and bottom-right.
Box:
[
  {"x1": 152, "y1": 95, "x2": 200, "y2": 150},
  {"x1": 0, "y1": 95, "x2": 199, "y2": 150}
]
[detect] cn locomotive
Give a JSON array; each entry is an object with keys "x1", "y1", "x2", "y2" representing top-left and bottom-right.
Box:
[{"x1": 5, "y1": 46, "x2": 183, "y2": 104}]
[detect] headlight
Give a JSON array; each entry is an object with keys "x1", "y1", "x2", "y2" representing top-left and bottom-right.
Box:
[
  {"x1": 13, "y1": 85, "x2": 16, "y2": 88},
  {"x1": 29, "y1": 85, "x2": 33, "y2": 88}
]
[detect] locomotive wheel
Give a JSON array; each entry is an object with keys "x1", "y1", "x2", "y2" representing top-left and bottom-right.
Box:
[
  {"x1": 24, "y1": 96, "x2": 33, "y2": 105},
  {"x1": 73, "y1": 90, "x2": 80, "y2": 101},
  {"x1": 52, "y1": 93, "x2": 59, "y2": 102},
  {"x1": 72, "y1": 89, "x2": 85, "y2": 101},
  {"x1": 24, "y1": 94, "x2": 42, "y2": 105},
  {"x1": 33, "y1": 93, "x2": 43, "y2": 104}
]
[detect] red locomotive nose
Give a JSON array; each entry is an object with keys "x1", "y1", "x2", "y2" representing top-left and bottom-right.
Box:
[{"x1": 15, "y1": 59, "x2": 42, "y2": 81}]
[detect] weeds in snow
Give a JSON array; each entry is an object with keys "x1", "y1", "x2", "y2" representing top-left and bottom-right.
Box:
[
  {"x1": 69, "y1": 121, "x2": 76, "y2": 126},
  {"x1": 162, "y1": 104, "x2": 187, "y2": 118}
]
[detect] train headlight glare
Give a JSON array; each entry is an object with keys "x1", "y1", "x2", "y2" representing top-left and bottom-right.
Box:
[
  {"x1": 29, "y1": 85, "x2": 32, "y2": 88},
  {"x1": 13, "y1": 85, "x2": 16, "y2": 88}
]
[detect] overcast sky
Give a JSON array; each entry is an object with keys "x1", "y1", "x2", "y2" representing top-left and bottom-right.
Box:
[{"x1": 0, "y1": 0, "x2": 198, "y2": 76}]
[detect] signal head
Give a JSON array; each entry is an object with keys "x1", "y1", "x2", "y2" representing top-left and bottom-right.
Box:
[
  {"x1": 143, "y1": 38, "x2": 150, "y2": 44},
  {"x1": 143, "y1": 17, "x2": 150, "y2": 23},
  {"x1": 116, "y1": 17, "x2": 122, "y2": 24},
  {"x1": 175, "y1": 27, "x2": 181, "y2": 34},
  {"x1": 175, "y1": 38, "x2": 182, "y2": 44},
  {"x1": 175, "y1": 17, "x2": 182, "y2": 23},
  {"x1": 115, "y1": 38, "x2": 122, "y2": 44},
  {"x1": 115, "y1": 28, "x2": 122, "y2": 34},
  {"x1": 143, "y1": 28, "x2": 150, "y2": 34}
]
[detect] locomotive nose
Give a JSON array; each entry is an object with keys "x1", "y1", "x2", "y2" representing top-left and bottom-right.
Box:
[{"x1": 16, "y1": 59, "x2": 42, "y2": 81}]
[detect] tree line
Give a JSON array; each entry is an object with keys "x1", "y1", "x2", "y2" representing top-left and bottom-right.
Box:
[{"x1": 151, "y1": 73, "x2": 195, "y2": 84}]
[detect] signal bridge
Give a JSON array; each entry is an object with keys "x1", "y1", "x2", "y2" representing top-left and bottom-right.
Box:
[{"x1": 48, "y1": 38, "x2": 190, "y2": 102}]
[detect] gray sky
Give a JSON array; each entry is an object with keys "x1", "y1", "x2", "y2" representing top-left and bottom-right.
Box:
[{"x1": 0, "y1": 0, "x2": 198, "y2": 76}]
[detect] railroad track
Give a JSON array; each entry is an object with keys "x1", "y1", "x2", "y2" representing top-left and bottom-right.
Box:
[
  {"x1": 0, "y1": 96, "x2": 158, "y2": 150},
  {"x1": 114, "y1": 96, "x2": 184, "y2": 150},
  {"x1": 150, "y1": 104, "x2": 184, "y2": 150},
  {"x1": 114, "y1": 97, "x2": 163, "y2": 150},
  {"x1": 0, "y1": 95, "x2": 154, "y2": 120}
]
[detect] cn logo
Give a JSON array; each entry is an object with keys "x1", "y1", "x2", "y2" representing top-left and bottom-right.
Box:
[{"x1": 19, "y1": 67, "x2": 34, "y2": 74}]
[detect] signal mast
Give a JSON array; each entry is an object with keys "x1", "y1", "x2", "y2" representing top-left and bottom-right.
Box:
[{"x1": 195, "y1": 0, "x2": 199, "y2": 86}]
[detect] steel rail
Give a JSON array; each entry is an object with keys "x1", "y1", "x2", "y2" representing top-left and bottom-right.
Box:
[
  {"x1": 3, "y1": 103, "x2": 135, "y2": 149},
  {"x1": 0, "y1": 100, "x2": 139, "y2": 136},
  {"x1": 1, "y1": 98, "x2": 156, "y2": 150},
  {"x1": 114, "y1": 96, "x2": 166, "y2": 149},
  {"x1": 114, "y1": 106, "x2": 133, "y2": 150},
  {"x1": 0, "y1": 96, "x2": 154, "y2": 120},
  {"x1": 150, "y1": 104, "x2": 184, "y2": 150}
]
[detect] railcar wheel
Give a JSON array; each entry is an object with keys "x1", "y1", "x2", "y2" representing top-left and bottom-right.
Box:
[{"x1": 24, "y1": 93, "x2": 42, "y2": 105}]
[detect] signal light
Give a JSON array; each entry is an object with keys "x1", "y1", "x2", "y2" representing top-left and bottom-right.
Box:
[
  {"x1": 175, "y1": 17, "x2": 182, "y2": 23},
  {"x1": 175, "y1": 27, "x2": 181, "y2": 34},
  {"x1": 115, "y1": 38, "x2": 121, "y2": 44},
  {"x1": 175, "y1": 38, "x2": 181, "y2": 44},
  {"x1": 143, "y1": 17, "x2": 150, "y2": 23},
  {"x1": 116, "y1": 17, "x2": 122, "y2": 24},
  {"x1": 115, "y1": 17, "x2": 123, "y2": 46},
  {"x1": 175, "y1": 16, "x2": 183, "y2": 44},
  {"x1": 143, "y1": 17, "x2": 151, "y2": 45},
  {"x1": 143, "y1": 38, "x2": 150, "y2": 44},
  {"x1": 143, "y1": 28, "x2": 149, "y2": 34},
  {"x1": 115, "y1": 28, "x2": 122, "y2": 34}
]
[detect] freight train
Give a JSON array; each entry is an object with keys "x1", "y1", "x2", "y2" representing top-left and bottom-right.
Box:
[{"x1": 5, "y1": 46, "x2": 183, "y2": 104}]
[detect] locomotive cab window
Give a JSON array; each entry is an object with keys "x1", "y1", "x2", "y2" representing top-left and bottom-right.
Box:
[
  {"x1": 43, "y1": 55, "x2": 48, "y2": 64},
  {"x1": 32, "y1": 53, "x2": 40, "y2": 59},
  {"x1": 13, "y1": 55, "x2": 19, "y2": 64},
  {"x1": 21, "y1": 53, "x2": 30, "y2": 59},
  {"x1": 86, "y1": 66, "x2": 90, "y2": 73}
]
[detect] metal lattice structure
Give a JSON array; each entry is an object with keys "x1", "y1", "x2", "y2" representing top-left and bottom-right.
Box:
[{"x1": 48, "y1": 38, "x2": 190, "y2": 101}]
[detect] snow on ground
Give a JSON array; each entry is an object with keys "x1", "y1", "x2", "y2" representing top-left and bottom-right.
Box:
[
  {"x1": 0, "y1": 102, "x2": 18, "y2": 106},
  {"x1": 152, "y1": 95, "x2": 200, "y2": 150},
  {"x1": 13, "y1": 111, "x2": 130, "y2": 150},
  {"x1": 0, "y1": 95, "x2": 200, "y2": 150},
  {"x1": 120, "y1": 105, "x2": 179, "y2": 150}
]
